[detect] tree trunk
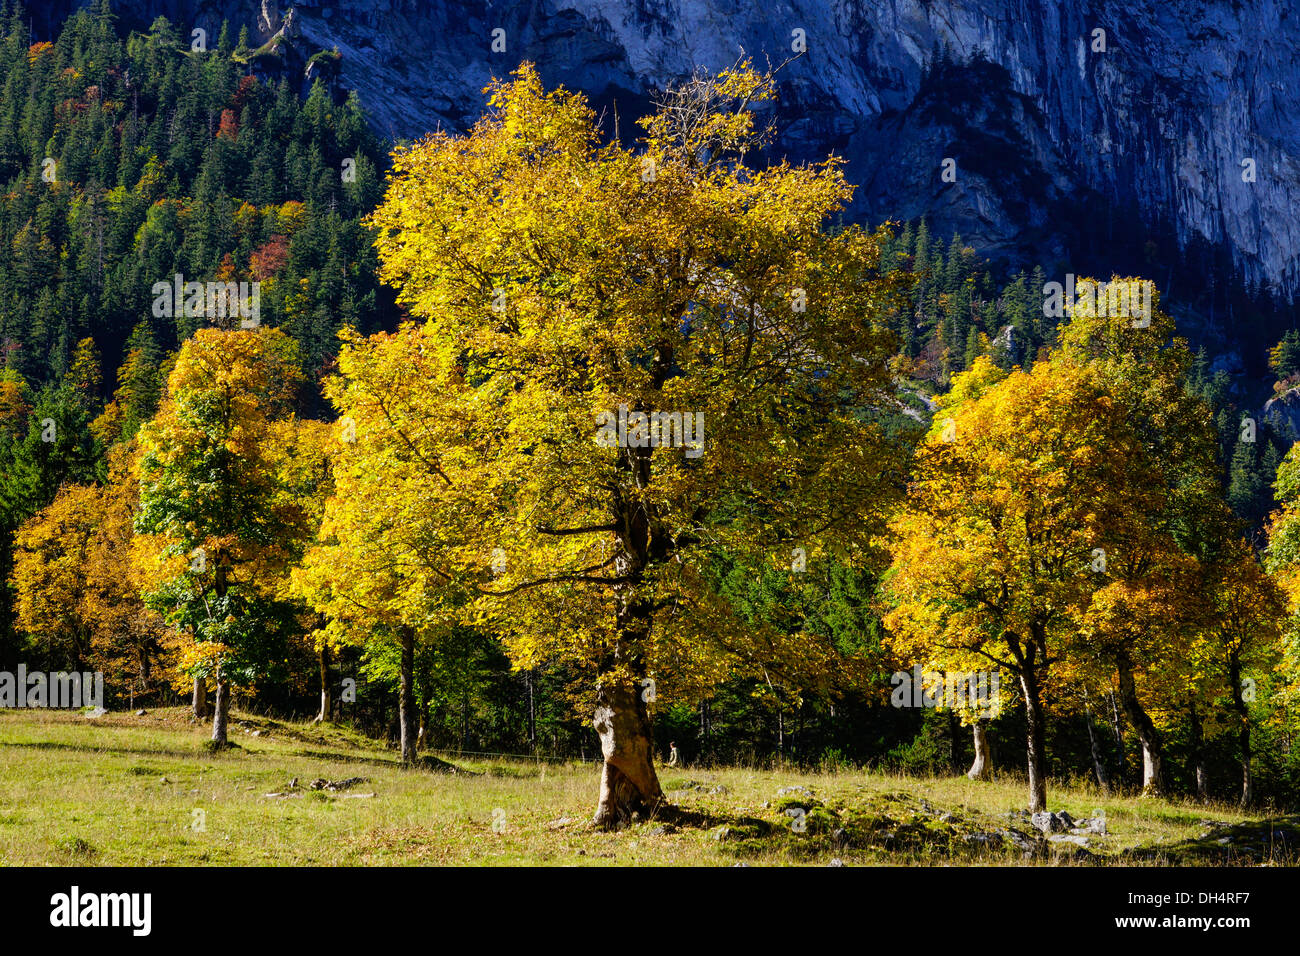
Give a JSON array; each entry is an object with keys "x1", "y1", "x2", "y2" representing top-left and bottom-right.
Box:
[
  {"x1": 593, "y1": 678, "x2": 664, "y2": 829},
  {"x1": 138, "y1": 644, "x2": 152, "y2": 698},
  {"x1": 527, "y1": 669, "x2": 536, "y2": 753},
  {"x1": 209, "y1": 563, "x2": 229, "y2": 743},
  {"x1": 698, "y1": 698, "x2": 710, "y2": 762},
  {"x1": 1227, "y1": 657, "x2": 1252, "y2": 807},
  {"x1": 460, "y1": 688, "x2": 469, "y2": 752},
  {"x1": 967, "y1": 719, "x2": 990, "y2": 780},
  {"x1": 211, "y1": 673, "x2": 229, "y2": 747},
  {"x1": 594, "y1": 409, "x2": 669, "y2": 828},
  {"x1": 1106, "y1": 690, "x2": 1127, "y2": 781},
  {"x1": 314, "y1": 644, "x2": 330, "y2": 724},
  {"x1": 1019, "y1": 667, "x2": 1048, "y2": 812},
  {"x1": 398, "y1": 626, "x2": 418, "y2": 765},
  {"x1": 948, "y1": 711, "x2": 962, "y2": 772},
  {"x1": 192, "y1": 675, "x2": 209, "y2": 719},
  {"x1": 1081, "y1": 687, "x2": 1110, "y2": 794},
  {"x1": 1116, "y1": 654, "x2": 1164, "y2": 796},
  {"x1": 1188, "y1": 703, "x2": 1208, "y2": 801}
]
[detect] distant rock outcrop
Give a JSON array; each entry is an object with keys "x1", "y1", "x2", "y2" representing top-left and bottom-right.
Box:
[
  {"x1": 34, "y1": 1, "x2": 1300, "y2": 300},
  {"x1": 1263, "y1": 387, "x2": 1300, "y2": 439}
]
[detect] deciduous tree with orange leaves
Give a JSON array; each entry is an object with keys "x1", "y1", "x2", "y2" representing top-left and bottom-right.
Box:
[
  {"x1": 134, "y1": 327, "x2": 309, "y2": 746},
  {"x1": 13, "y1": 445, "x2": 166, "y2": 700}
]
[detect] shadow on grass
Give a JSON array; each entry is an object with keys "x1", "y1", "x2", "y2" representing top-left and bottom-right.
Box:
[
  {"x1": 0, "y1": 739, "x2": 200, "y2": 760},
  {"x1": 648, "y1": 790, "x2": 1072, "y2": 865},
  {"x1": 1122, "y1": 815, "x2": 1300, "y2": 865},
  {"x1": 3, "y1": 733, "x2": 476, "y2": 777},
  {"x1": 287, "y1": 748, "x2": 396, "y2": 766},
  {"x1": 283, "y1": 749, "x2": 478, "y2": 775}
]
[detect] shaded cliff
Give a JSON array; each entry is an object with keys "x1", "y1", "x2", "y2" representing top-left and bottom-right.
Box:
[{"x1": 30, "y1": 0, "x2": 1300, "y2": 316}]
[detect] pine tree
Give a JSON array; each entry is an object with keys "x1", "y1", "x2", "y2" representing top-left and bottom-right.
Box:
[{"x1": 1227, "y1": 433, "x2": 1263, "y2": 525}]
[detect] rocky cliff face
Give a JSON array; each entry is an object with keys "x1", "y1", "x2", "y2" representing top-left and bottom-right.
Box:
[{"x1": 38, "y1": 0, "x2": 1300, "y2": 302}]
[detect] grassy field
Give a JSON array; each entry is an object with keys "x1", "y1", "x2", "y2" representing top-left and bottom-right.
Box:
[{"x1": 0, "y1": 707, "x2": 1295, "y2": 866}]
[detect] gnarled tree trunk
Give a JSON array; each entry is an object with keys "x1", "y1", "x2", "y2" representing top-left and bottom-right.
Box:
[
  {"x1": 593, "y1": 678, "x2": 663, "y2": 828},
  {"x1": 137, "y1": 645, "x2": 153, "y2": 701},
  {"x1": 592, "y1": 399, "x2": 670, "y2": 829},
  {"x1": 1005, "y1": 625, "x2": 1051, "y2": 812},
  {"x1": 211, "y1": 673, "x2": 229, "y2": 747},
  {"x1": 192, "y1": 675, "x2": 209, "y2": 719}
]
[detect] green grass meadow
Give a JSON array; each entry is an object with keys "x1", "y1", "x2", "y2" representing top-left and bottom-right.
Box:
[{"x1": 1, "y1": 707, "x2": 1293, "y2": 867}]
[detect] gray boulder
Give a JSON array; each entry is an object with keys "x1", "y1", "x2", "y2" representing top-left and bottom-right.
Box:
[{"x1": 1030, "y1": 810, "x2": 1074, "y2": 834}]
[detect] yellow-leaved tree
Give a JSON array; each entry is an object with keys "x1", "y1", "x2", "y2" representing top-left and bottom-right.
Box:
[
  {"x1": 883, "y1": 354, "x2": 1144, "y2": 812},
  {"x1": 291, "y1": 336, "x2": 477, "y2": 763},
  {"x1": 886, "y1": 281, "x2": 1265, "y2": 810},
  {"x1": 269, "y1": 417, "x2": 338, "y2": 723},
  {"x1": 1056, "y1": 282, "x2": 1253, "y2": 799},
  {"x1": 350, "y1": 61, "x2": 908, "y2": 825}
]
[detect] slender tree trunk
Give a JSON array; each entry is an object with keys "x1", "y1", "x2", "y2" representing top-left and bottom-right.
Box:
[
  {"x1": 1106, "y1": 689, "x2": 1127, "y2": 782},
  {"x1": 702, "y1": 697, "x2": 712, "y2": 764},
  {"x1": 1188, "y1": 702, "x2": 1209, "y2": 801},
  {"x1": 137, "y1": 645, "x2": 152, "y2": 698},
  {"x1": 1116, "y1": 654, "x2": 1164, "y2": 796},
  {"x1": 967, "y1": 719, "x2": 990, "y2": 780},
  {"x1": 398, "y1": 626, "x2": 417, "y2": 765},
  {"x1": 948, "y1": 711, "x2": 962, "y2": 773},
  {"x1": 210, "y1": 564, "x2": 229, "y2": 744},
  {"x1": 314, "y1": 644, "x2": 330, "y2": 724},
  {"x1": 192, "y1": 675, "x2": 208, "y2": 719},
  {"x1": 460, "y1": 689, "x2": 469, "y2": 752},
  {"x1": 527, "y1": 669, "x2": 536, "y2": 753},
  {"x1": 1081, "y1": 687, "x2": 1110, "y2": 794},
  {"x1": 1020, "y1": 666, "x2": 1048, "y2": 812},
  {"x1": 1227, "y1": 657, "x2": 1252, "y2": 807},
  {"x1": 1240, "y1": 732, "x2": 1253, "y2": 807},
  {"x1": 211, "y1": 673, "x2": 229, "y2": 747},
  {"x1": 797, "y1": 701, "x2": 804, "y2": 759}
]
